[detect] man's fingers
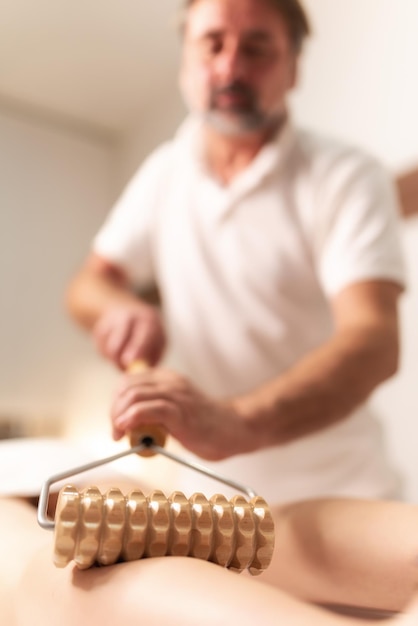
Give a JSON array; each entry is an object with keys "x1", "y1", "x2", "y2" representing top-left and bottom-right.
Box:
[
  {"x1": 94, "y1": 308, "x2": 166, "y2": 370},
  {"x1": 93, "y1": 311, "x2": 135, "y2": 367},
  {"x1": 113, "y1": 399, "x2": 177, "y2": 435},
  {"x1": 112, "y1": 379, "x2": 179, "y2": 419},
  {"x1": 106, "y1": 325, "x2": 134, "y2": 366},
  {"x1": 119, "y1": 324, "x2": 150, "y2": 369}
]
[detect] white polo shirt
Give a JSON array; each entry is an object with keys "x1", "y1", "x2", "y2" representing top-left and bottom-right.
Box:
[{"x1": 94, "y1": 116, "x2": 406, "y2": 504}]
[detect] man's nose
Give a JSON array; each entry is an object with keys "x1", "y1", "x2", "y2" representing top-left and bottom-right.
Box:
[{"x1": 213, "y1": 47, "x2": 246, "y2": 82}]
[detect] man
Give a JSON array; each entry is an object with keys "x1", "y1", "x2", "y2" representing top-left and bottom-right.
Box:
[{"x1": 67, "y1": 0, "x2": 406, "y2": 505}]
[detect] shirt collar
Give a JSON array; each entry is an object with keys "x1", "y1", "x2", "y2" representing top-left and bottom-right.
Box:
[{"x1": 174, "y1": 114, "x2": 296, "y2": 191}]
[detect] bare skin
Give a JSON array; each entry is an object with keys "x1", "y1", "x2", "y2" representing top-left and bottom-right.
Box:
[
  {"x1": 397, "y1": 166, "x2": 418, "y2": 218},
  {"x1": 14, "y1": 552, "x2": 418, "y2": 626},
  {"x1": 2, "y1": 495, "x2": 418, "y2": 625}
]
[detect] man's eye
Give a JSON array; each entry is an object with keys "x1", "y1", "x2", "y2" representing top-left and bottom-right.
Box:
[
  {"x1": 198, "y1": 38, "x2": 223, "y2": 58},
  {"x1": 243, "y1": 43, "x2": 272, "y2": 60}
]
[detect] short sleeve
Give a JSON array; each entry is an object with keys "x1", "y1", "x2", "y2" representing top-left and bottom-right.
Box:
[
  {"x1": 93, "y1": 143, "x2": 171, "y2": 288},
  {"x1": 316, "y1": 155, "x2": 407, "y2": 296}
]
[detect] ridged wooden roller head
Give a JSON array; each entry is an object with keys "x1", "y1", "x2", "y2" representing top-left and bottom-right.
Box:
[
  {"x1": 121, "y1": 490, "x2": 148, "y2": 561},
  {"x1": 53, "y1": 485, "x2": 275, "y2": 575}
]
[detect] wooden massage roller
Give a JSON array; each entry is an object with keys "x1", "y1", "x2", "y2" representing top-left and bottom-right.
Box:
[{"x1": 37, "y1": 363, "x2": 275, "y2": 575}]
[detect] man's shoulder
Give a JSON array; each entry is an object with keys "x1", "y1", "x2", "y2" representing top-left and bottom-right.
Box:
[
  {"x1": 286, "y1": 126, "x2": 394, "y2": 199},
  {"x1": 292, "y1": 126, "x2": 383, "y2": 174}
]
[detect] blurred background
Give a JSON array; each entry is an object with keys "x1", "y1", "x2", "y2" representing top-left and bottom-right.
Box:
[{"x1": 1, "y1": 1, "x2": 417, "y2": 496}]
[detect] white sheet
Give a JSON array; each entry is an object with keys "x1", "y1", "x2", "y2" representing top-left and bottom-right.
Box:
[
  {"x1": 0, "y1": 435, "x2": 182, "y2": 497},
  {"x1": 0, "y1": 437, "x2": 140, "y2": 496}
]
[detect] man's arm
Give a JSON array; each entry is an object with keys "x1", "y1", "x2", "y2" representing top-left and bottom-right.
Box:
[
  {"x1": 235, "y1": 279, "x2": 401, "y2": 448},
  {"x1": 110, "y1": 279, "x2": 402, "y2": 460},
  {"x1": 397, "y1": 166, "x2": 418, "y2": 218},
  {"x1": 66, "y1": 253, "x2": 166, "y2": 368},
  {"x1": 66, "y1": 253, "x2": 139, "y2": 330}
]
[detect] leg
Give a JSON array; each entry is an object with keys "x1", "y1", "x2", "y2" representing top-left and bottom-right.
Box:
[
  {"x1": 15, "y1": 547, "x2": 418, "y2": 626},
  {"x1": 260, "y1": 498, "x2": 418, "y2": 612},
  {"x1": 4, "y1": 492, "x2": 418, "y2": 623}
]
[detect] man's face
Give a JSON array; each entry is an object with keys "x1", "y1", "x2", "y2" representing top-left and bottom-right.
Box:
[{"x1": 180, "y1": 0, "x2": 298, "y2": 135}]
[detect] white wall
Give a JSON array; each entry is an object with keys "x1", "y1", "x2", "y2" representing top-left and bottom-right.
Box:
[
  {"x1": 0, "y1": 110, "x2": 115, "y2": 426},
  {"x1": 293, "y1": 0, "x2": 418, "y2": 172},
  {"x1": 113, "y1": 89, "x2": 185, "y2": 194}
]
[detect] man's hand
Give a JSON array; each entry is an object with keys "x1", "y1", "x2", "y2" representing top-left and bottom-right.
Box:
[
  {"x1": 110, "y1": 368, "x2": 252, "y2": 461},
  {"x1": 66, "y1": 253, "x2": 166, "y2": 369},
  {"x1": 93, "y1": 305, "x2": 166, "y2": 370}
]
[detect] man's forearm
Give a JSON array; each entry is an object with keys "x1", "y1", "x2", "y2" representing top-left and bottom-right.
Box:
[
  {"x1": 66, "y1": 267, "x2": 141, "y2": 331},
  {"x1": 233, "y1": 325, "x2": 399, "y2": 449}
]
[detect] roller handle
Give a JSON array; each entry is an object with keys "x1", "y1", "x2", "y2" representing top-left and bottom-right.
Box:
[{"x1": 126, "y1": 360, "x2": 167, "y2": 456}]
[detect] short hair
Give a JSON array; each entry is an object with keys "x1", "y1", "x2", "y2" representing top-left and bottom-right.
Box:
[{"x1": 180, "y1": 0, "x2": 311, "y2": 54}]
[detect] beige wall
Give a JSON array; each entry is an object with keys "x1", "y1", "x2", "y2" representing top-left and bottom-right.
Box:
[{"x1": 0, "y1": 110, "x2": 115, "y2": 426}]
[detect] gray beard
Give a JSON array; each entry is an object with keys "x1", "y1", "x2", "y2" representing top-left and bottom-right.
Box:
[
  {"x1": 203, "y1": 109, "x2": 270, "y2": 135},
  {"x1": 201, "y1": 108, "x2": 284, "y2": 137},
  {"x1": 193, "y1": 80, "x2": 283, "y2": 136}
]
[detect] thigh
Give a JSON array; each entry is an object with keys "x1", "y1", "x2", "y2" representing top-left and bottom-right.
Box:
[
  {"x1": 258, "y1": 498, "x2": 418, "y2": 612},
  {"x1": 13, "y1": 497, "x2": 418, "y2": 626},
  {"x1": 15, "y1": 547, "x2": 386, "y2": 626}
]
